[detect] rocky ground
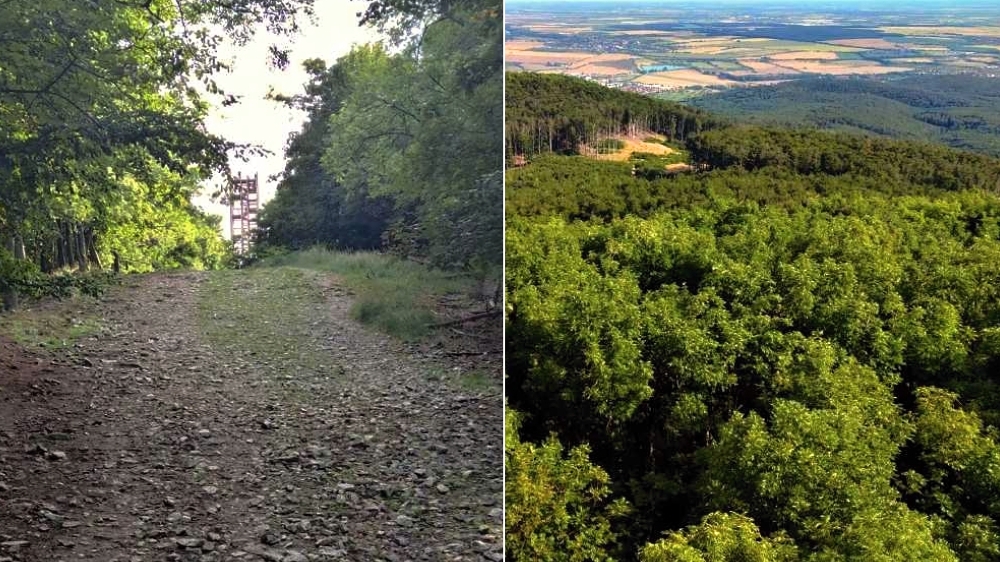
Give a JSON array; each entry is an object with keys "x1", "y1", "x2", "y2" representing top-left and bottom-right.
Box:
[{"x1": 0, "y1": 269, "x2": 503, "y2": 562}]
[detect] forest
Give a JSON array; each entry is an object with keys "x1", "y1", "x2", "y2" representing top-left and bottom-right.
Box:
[
  {"x1": 695, "y1": 75, "x2": 1000, "y2": 157},
  {"x1": 0, "y1": 0, "x2": 502, "y2": 312},
  {"x1": 505, "y1": 72, "x2": 719, "y2": 161},
  {"x1": 0, "y1": 0, "x2": 272, "y2": 308},
  {"x1": 256, "y1": 0, "x2": 502, "y2": 274},
  {"x1": 506, "y1": 73, "x2": 1000, "y2": 561}
]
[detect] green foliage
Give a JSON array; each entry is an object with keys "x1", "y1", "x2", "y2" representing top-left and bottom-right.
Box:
[
  {"x1": 1, "y1": 247, "x2": 117, "y2": 309},
  {"x1": 695, "y1": 75, "x2": 1000, "y2": 157},
  {"x1": 257, "y1": 247, "x2": 472, "y2": 340},
  {"x1": 1, "y1": 308, "x2": 103, "y2": 350},
  {"x1": 505, "y1": 72, "x2": 721, "y2": 159},
  {"x1": 260, "y1": 1, "x2": 501, "y2": 272},
  {"x1": 640, "y1": 513, "x2": 798, "y2": 562},
  {"x1": 0, "y1": 0, "x2": 321, "y2": 304},
  {"x1": 506, "y1": 73, "x2": 1000, "y2": 561},
  {"x1": 505, "y1": 408, "x2": 629, "y2": 562}
]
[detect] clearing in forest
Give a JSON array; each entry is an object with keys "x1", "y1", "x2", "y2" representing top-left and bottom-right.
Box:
[
  {"x1": 581, "y1": 134, "x2": 677, "y2": 162},
  {"x1": 0, "y1": 264, "x2": 502, "y2": 562}
]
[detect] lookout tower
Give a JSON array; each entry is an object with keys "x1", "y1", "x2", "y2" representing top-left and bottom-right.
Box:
[{"x1": 229, "y1": 173, "x2": 259, "y2": 255}]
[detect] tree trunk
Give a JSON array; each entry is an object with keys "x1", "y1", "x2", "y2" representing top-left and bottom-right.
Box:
[
  {"x1": 13, "y1": 234, "x2": 25, "y2": 260},
  {"x1": 64, "y1": 222, "x2": 76, "y2": 269},
  {"x1": 87, "y1": 229, "x2": 103, "y2": 270},
  {"x1": 76, "y1": 226, "x2": 89, "y2": 272}
]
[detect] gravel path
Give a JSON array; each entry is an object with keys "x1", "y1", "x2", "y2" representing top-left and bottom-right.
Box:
[{"x1": 0, "y1": 270, "x2": 503, "y2": 562}]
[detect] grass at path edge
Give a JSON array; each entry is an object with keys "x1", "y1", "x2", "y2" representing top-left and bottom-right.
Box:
[{"x1": 256, "y1": 248, "x2": 475, "y2": 341}]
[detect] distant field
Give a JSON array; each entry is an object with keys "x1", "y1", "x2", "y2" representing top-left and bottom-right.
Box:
[
  {"x1": 893, "y1": 57, "x2": 937, "y2": 64},
  {"x1": 827, "y1": 38, "x2": 899, "y2": 49},
  {"x1": 770, "y1": 51, "x2": 838, "y2": 60},
  {"x1": 634, "y1": 69, "x2": 738, "y2": 88},
  {"x1": 880, "y1": 26, "x2": 1000, "y2": 37},
  {"x1": 505, "y1": 42, "x2": 641, "y2": 75},
  {"x1": 771, "y1": 60, "x2": 913, "y2": 75},
  {"x1": 506, "y1": 40, "x2": 546, "y2": 50},
  {"x1": 506, "y1": 6, "x2": 1000, "y2": 92},
  {"x1": 735, "y1": 59, "x2": 802, "y2": 75},
  {"x1": 524, "y1": 24, "x2": 594, "y2": 33}
]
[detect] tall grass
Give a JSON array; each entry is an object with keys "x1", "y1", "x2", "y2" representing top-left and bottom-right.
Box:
[{"x1": 257, "y1": 248, "x2": 474, "y2": 341}]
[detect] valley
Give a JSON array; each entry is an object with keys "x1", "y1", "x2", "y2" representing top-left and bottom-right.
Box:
[{"x1": 506, "y1": 1, "x2": 1000, "y2": 99}]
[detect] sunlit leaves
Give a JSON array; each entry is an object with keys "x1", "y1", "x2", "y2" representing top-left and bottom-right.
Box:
[
  {"x1": 505, "y1": 408, "x2": 629, "y2": 562},
  {"x1": 640, "y1": 512, "x2": 799, "y2": 562},
  {"x1": 319, "y1": 2, "x2": 501, "y2": 268}
]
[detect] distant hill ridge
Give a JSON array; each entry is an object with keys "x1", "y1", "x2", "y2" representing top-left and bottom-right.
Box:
[
  {"x1": 694, "y1": 75, "x2": 1000, "y2": 157},
  {"x1": 506, "y1": 72, "x2": 1000, "y2": 192}
]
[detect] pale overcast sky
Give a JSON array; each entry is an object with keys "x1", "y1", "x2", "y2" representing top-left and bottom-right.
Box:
[{"x1": 194, "y1": 3, "x2": 382, "y2": 238}]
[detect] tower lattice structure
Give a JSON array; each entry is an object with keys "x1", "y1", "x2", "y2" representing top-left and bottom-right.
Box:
[{"x1": 229, "y1": 173, "x2": 259, "y2": 255}]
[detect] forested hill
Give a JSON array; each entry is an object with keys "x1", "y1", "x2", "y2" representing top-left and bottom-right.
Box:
[
  {"x1": 506, "y1": 73, "x2": 1000, "y2": 561},
  {"x1": 504, "y1": 72, "x2": 722, "y2": 159},
  {"x1": 694, "y1": 75, "x2": 1000, "y2": 157}
]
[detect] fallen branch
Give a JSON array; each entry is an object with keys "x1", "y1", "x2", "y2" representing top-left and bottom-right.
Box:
[{"x1": 427, "y1": 309, "x2": 501, "y2": 328}]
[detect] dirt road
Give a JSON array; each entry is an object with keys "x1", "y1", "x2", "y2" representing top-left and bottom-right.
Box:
[{"x1": 0, "y1": 269, "x2": 503, "y2": 562}]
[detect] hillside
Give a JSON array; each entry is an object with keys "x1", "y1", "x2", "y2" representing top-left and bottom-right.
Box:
[
  {"x1": 505, "y1": 72, "x2": 1000, "y2": 561},
  {"x1": 694, "y1": 75, "x2": 1000, "y2": 157},
  {"x1": 505, "y1": 73, "x2": 722, "y2": 160}
]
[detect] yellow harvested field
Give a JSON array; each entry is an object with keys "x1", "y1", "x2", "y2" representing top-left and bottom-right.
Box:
[
  {"x1": 771, "y1": 60, "x2": 913, "y2": 75},
  {"x1": 880, "y1": 26, "x2": 1000, "y2": 37},
  {"x1": 634, "y1": 69, "x2": 738, "y2": 88},
  {"x1": 505, "y1": 50, "x2": 592, "y2": 64},
  {"x1": 504, "y1": 47, "x2": 640, "y2": 76},
  {"x1": 827, "y1": 38, "x2": 899, "y2": 49},
  {"x1": 582, "y1": 136, "x2": 676, "y2": 162},
  {"x1": 679, "y1": 45, "x2": 732, "y2": 55},
  {"x1": 769, "y1": 51, "x2": 839, "y2": 60},
  {"x1": 893, "y1": 57, "x2": 936, "y2": 64},
  {"x1": 737, "y1": 59, "x2": 802, "y2": 74},
  {"x1": 567, "y1": 54, "x2": 638, "y2": 76}
]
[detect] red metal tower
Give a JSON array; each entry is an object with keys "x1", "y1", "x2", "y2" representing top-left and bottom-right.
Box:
[{"x1": 229, "y1": 173, "x2": 259, "y2": 255}]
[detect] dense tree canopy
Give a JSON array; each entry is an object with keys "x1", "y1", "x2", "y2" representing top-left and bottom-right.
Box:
[
  {"x1": 506, "y1": 73, "x2": 1000, "y2": 561},
  {"x1": 1, "y1": 0, "x2": 498, "y2": 308},
  {"x1": 0, "y1": 0, "x2": 324, "y2": 306},
  {"x1": 258, "y1": 0, "x2": 502, "y2": 272},
  {"x1": 505, "y1": 73, "x2": 721, "y2": 160},
  {"x1": 695, "y1": 75, "x2": 1000, "y2": 157}
]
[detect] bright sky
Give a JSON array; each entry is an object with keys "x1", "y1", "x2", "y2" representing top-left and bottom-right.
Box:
[{"x1": 194, "y1": 3, "x2": 382, "y2": 238}]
